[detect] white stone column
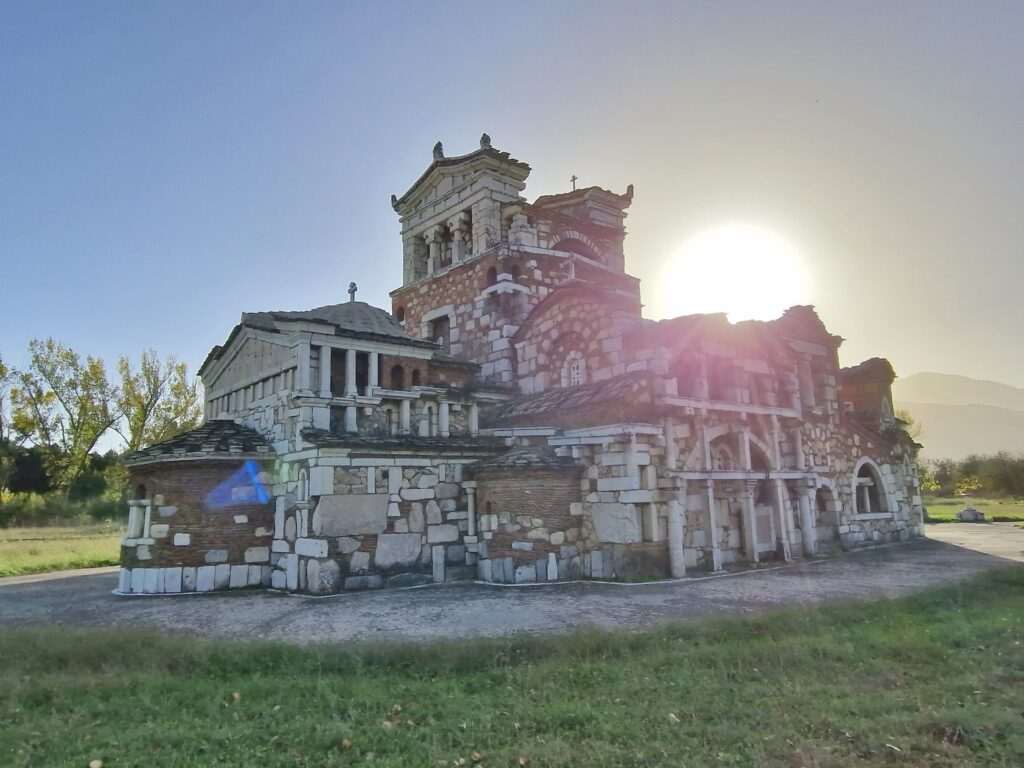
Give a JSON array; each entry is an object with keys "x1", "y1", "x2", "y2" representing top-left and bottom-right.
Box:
[
  {"x1": 399, "y1": 399, "x2": 411, "y2": 433},
  {"x1": 345, "y1": 348, "x2": 357, "y2": 396},
  {"x1": 344, "y1": 405, "x2": 358, "y2": 433},
  {"x1": 368, "y1": 351, "x2": 380, "y2": 390},
  {"x1": 439, "y1": 401, "x2": 450, "y2": 437},
  {"x1": 704, "y1": 479, "x2": 722, "y2": 571},
  {"x1": 468, "y1": 404, "x2": 479, "y2": 436},
  {"x1": 466, "y1": 483, "x2": 477, "y2": 537},
  {"x1": 319, "y1": 345, "x2": 332, "y2": 398},
  {"x1": 742, "y1": 480, "x2": 760, "y2": 563},
  {"x1": 141, "y1": 501, "x2": 152, "y2": 540},
  {"x1": 667, "y1": 481, "x2": 686, "y2": 578},
  {"x1": 663, "y1": 418, "x2": 679, "y2": 469},
  {"x1": 796, "y1": 482, "x2": 816, "y2": 557},
  {"x1": 296, "y1": 339, "x2": 312, "y2": 393},
  {"x1": 424, "y1": 227, "x2": 440, "y2": 275},
  {"x1": 772, "y1": 478, "x2": 794, "y2": 561},
  {"x1": 859, "y1": 481, "x2": 872, "y2": 515}
]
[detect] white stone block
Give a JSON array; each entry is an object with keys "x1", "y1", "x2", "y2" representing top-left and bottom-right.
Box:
[
  {"x1": 591, "y1": 503, "x2": 642, "y2": 544},
  {"x1": 182, "y1": 567, "x2": 197, "y2": 591},
  {"x1": 245, "y1": 546, "x2": 270, "y2": 563},
  {"x1": 149, "y1": 524, "x2": 169, "y2": 538},
  {"x1": 233, "y1": 514, "x2": 249, "y2": 524},
  {"x1": 271, "y1": 569, "x2": 286, "y2": 589},
  {"x1": 271, "y1": 539, "x2": 290, "y2": 553},
  {"x1": 130, "y1": 568, "x2": 145, "y2": 593},
  {"x1": 547, "y1": 552, "x2": 558, "y2": 581},
  {"x1": 143, "y1": 568, "x2": 160, "y2": 594},
  {"x1": 214, "y1": 563, "x2": 231, "y2": 589},
  {"x1": 173, "y1": 533, "x2": 191, "y2": 546},
  {"x1": 400, "y1": 488, "x2": 435, "y2": 501},
  {"x1": 295, "y1": 538, "x2": 329, "y2": 558},
  {"x1": 286, "y1": 555, "x2": 299, "y2": 590},
  {"x1": 350, "y1": 551, "x2": 370, "y2": 572},
  {"x1": 427, "y1": 524, "x2": 460, "y2": 544},
  {"x1": 164, "y1": 566, "x2": 183, "y2": 593},
  {"x1": 432, "y1": 545, "x2": 445, "y2": 582},
  {"x1": 316, "y1": 494, "x2": 388, "y2": 535},
  {"x1": 619, "y1": 490, "x2": 654, "y2": 503},
  {"x1": 118, "y1": 568, "x2": 131, "y2": 593},
  {"x1": 255, "y1": 527, "x2": 272, "y2": 537},
  {"x1": 230, "y1": 564, "x2": 249, "y2": 589},
  {"x1": 597, "y1": 476, "x2": 641, "y2": 492}
]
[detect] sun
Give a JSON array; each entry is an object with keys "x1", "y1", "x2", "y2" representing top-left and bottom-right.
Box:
[{"x1": 656, "y1": 224, "x2": 808, "y2": 322}]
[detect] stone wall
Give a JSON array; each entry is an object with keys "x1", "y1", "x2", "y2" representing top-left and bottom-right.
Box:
[{"x1": 119, "y1": 459, "x2": 275, "y2": 594}]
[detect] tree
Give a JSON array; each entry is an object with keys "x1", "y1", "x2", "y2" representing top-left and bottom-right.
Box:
[
  {"x1": 115, "y1": 350, "x2": 202, "y2": 453},
  {"x1": 10, "y1": 338, "x2": 118, "y2": 493},
  {"x1": 895, "y1": 408, "x2": 923, "y2": 441}
]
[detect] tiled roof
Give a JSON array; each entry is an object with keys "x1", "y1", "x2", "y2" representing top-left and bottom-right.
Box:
[
  {"x1": 242, "y1": 301, "x2": 434, "y2": 347},
  {"x1": 124, "y1": 420, "x2": 274, "y2": 465},
  {"x1": 487, "y1": 372, "x2": 653, "y2": 424},
  {"x1": 471, "y1": 446, "x2": 577, "y2": 473}
]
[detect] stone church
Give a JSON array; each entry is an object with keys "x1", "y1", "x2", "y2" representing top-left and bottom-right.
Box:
[{"x1": 119, "y1": 135, "x2": 924, "y2": 595}]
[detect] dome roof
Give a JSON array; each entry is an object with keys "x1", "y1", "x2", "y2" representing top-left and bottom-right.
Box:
[{"x1": 241, "y1": 301, "x2": 434, "y2": 347}]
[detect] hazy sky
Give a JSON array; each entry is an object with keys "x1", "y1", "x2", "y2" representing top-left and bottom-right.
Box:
[{"x1": 2, "y1": 1, "x2": 1022, "y2": 387}]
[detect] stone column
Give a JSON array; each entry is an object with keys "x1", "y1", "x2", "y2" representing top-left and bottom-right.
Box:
[
  {"x1": 772, "y1": 478, "x2": 794, "y2": 561},
  {"x1": 742, "y1": 480, "x2": 760, "y2": 563},
  {"x1": 424, "y1": 227, "x2": 440, "y2": 275},
  {"x1": 796, "y1": 481, "x2": 816, "y2": 557},
  {"x1": 798, "y1": 356, "x2": 815, "y2": 409},
  {"x1": 141, "y1": 501, "x2": 152, "y2": 540},
  {"x1": 399, "y1": 399, "x2": 411, "y2": 433},
  {"x1": 318, "y1": 345, "x2": 332, "y2": 398},
  {"x1": 859, "y1": 481, "x2": 872, "y2": 515},
  {"x1": 368, "y1": 351, "x2": 380, "y2": 390},
  {"x1": 468, "y1": 404, "x2": 479, "y2": 436},
  {"x1": 296, "y1": 339, "x2": 312, "y2": 394},
  {"x1": 663, "y1": 418, "x2": 679, "y2": 469},
  {"x1": 667, "y1": 481, "x2": 687, "y2": 578},
  {"x1": 345, "y1": 348, "x2": 357, "y2": 396},
  {"x1": 439, "y1": 401, "x2": 450, "y2": 437},
  {"x1": 344, "y1": 405, "x2": 358, "y2": 433},
  {"x1": 466, "y1": 483, "x2": 477, "y2": 537},
  {"x1": 448, "y1": 213, "x2": 468, "y2": 264},
  {"x1": 704, "y1": 479, "x2": 722, "y2": 571}
]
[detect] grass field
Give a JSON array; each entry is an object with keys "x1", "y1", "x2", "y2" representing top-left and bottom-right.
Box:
[
  {"x1": 1, "y1": 569, "x2": 1022, "y2": 767},
  {"x1": 0, "y1": 524, "x2": 122, "y2": 577},
  {"x1": 923, "y1": 496, "x2": 1024, "y2": 524}
]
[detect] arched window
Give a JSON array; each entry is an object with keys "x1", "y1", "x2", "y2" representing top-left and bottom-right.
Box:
[
  {"x1": 411, "y1": 369, "x2": 421, "y2": 386},
  {"x1": 714, "y1": 446, "x2": 734, "y2": 471},
  {"x1": 391, "y1": 364, "x2": 405, "y2": 390},
  {"x1": 425, "y1": 405, "x2": 436, "y2": 437},
  {"x1": 508, "y1": 262, "x2": 521, "y2": 281},
  {"x1": 485, "y1": 266, "x2": 498, "y2": 287},
  {"x1": 561, "y1": 351, "x2": 587, "y2": 388},
  {"x1": 855, "y1": 461, "x2": 887, "y2": 514},
  {"x1": 297, "y1": 468, "x2": 309, "y2": 503},
  {"x1": 395, "y1": 306, "x2": 405, "y2": 323},
  {"x1": 431, "y1": 316, "x2": 451, "y2": 353},
  {"x1": 134, "y1": 483, "x2": 147, "y2": 500},
  {"x1": 552, "y1": 238, "x2": 598, "y2": 261}
]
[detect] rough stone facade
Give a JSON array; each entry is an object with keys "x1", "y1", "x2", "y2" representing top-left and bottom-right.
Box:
[{"x1": 120, "y1": 135, "x2": 923, "y2": 594}]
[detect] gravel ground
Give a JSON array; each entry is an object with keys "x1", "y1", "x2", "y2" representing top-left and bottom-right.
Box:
[{"x1": 0, "y1": 523, "x2": 1020, "y2": 645}]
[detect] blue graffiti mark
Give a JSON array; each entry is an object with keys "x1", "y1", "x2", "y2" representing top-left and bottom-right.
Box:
[{"x1": 204, "y1": 460, "x2": 270, "y2": 508}]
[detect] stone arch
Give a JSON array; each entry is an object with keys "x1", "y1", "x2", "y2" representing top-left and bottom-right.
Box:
[
  {"x1": 390, "y1": 364, "x2": 405, "y2": 390},
  {"x1": 852, "y1": 457, "x2": 891, "y2": 514},
  {"x1": 814, "y1": 481, "x2": 842, "y2": 549},
  {"x1": 395, "y1": 306, "x2": 405, "y2": 323},
  {"x1": 297, "y1": 468, "x2": 309, "y2": 503},
  {"x1": 561, "y1": 349, "x2": 587, "y2": 387},
  {"x1": 551, "y1": 231, "x2": 603, "y2": 262}
]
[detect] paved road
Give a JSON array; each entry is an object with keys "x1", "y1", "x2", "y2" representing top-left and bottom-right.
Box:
[{"x1": 1, "y1": 524, "x2": 1020, "y2": 645}]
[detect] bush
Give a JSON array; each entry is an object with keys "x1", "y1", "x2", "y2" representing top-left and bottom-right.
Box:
[{"x1": 0, "y1": 494, "x2": 128, "y2": 527}]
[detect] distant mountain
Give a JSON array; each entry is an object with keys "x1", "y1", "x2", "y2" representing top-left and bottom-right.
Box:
[
  {"x1": 892, "y1": 373, "x2": 1024, "y2": 460},
  {"x1": 893, "y1": 372, "x2": 1024, "y2": 411}
]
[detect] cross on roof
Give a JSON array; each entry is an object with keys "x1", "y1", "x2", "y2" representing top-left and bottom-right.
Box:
[
  {"x1": 348, "y1": 282, "x2": 358, "y2": 302},
  {"x1": 570, "y1": 174, "x2": 578, "y2": 191}
]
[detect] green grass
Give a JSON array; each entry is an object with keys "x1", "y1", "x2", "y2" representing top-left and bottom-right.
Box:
[
  {"x1": 0, "y1": 524, "x2": 122, "y2": 577},
  {"x1": 2, "y1": 569, "x2": 1023, "y2": 767},
  {"x1": 923, "y1": 496, "x2": 1024, "y2": 524}
]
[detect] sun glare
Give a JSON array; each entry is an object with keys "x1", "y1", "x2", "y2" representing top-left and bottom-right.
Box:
[{"x1": 657, "y1": 224, "x2": 808, "y2": 322}]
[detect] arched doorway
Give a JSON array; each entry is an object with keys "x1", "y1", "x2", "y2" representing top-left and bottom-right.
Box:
[{"x1": 815, "y1": 484, "x2": 841, "y2": 552}]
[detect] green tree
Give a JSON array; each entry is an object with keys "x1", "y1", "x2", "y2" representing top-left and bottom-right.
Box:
[
  {"x1": 115, "y1": 350, "x2": 202, "y2": 452},
  {"x1": 10, "y1": 339, "x2": 118, "y2": 493},
  {"x1": 895, "y1": 408, "x2": 923, "y2": 441}
]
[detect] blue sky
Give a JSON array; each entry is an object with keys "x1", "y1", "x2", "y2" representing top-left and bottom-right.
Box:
[{"x1": 2, "y1": 1, "x2": 1022, "y2": 386}]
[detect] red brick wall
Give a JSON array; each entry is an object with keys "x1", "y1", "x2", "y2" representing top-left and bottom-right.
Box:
[{"x1": 124, "y1": 460, "x2": 274, "y2": 568}]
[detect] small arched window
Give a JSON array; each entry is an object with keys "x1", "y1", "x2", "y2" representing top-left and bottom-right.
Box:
[
  {"x1": 561, "y1": 351, "x2": 587, "y2": 388},
  {"x1": 297, "y1": 469, "x2": 309, "y2": 503},
  {"x1": 395, "y1": 306, "x2": 405, "y2": 323},
  {"x1": 485, "y1": 266, "x2": 498, "y2": 287},
  {"x1": 411, "y1": 369, "x2": 421, "y2": 386},
  {"x1": 714, "y1": 446, "x2": 734, "y2": 471},
  {"x1": 134, "y1": 483, "x2": 147, "y2": 501},
  {"x1": 391, "y1": 364, "x2": 405, "y2": 390}
]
